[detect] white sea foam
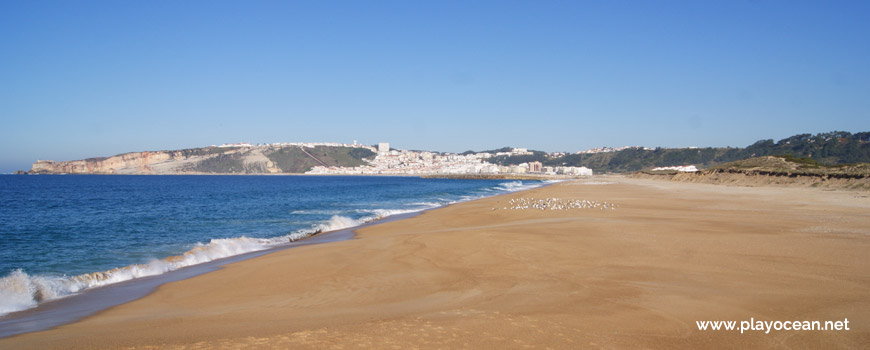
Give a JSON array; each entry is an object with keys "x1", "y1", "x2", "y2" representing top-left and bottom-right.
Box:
[
  {"x1": 0, "y1": 270, "x2": 41, "y2": 314},
  {"x1": 407, "y1": 201, "x2": 442, "y2": 208},
  {"x1": 0, "y1": 215, "x2": 369, "y2": 317},
  {"x1": 0, "y1": 180, "x2": 551, "y2": 316},
  {"x1": 498, "y1": 181, "x2": 525, "y2": 190},
  {"x1": 290, "y1": 209, "x2": 343, "y2": 215},
  {"x1": 356, "y1": 208, "x2": 425, "y2": 218},
  {"x1": 0, "y1": 236, "x2": 274, "y2": 317},
  {"x1": 495, "y1": 180, "x2": 554, "y2": 193},
  {"x1": 313, "y1": 215, "x2": 360, "y2": 233}
]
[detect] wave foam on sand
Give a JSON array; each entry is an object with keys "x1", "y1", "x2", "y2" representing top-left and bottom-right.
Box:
[{"x1": 0, "y1": 180, "x2": 550, "y2": 316}]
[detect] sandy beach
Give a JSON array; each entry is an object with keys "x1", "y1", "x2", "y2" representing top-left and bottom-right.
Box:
[{"x1": 2, "y1": 177, "x2": 869, "y2": 349}]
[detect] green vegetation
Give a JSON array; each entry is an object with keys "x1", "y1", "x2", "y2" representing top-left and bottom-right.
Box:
[
  {"x1": 348, "y1": 147, "x2": 376, "y2": 160},
  {"x1": 266, "y1": 146, "x2": 373, "y2": 173},
  {"x1": 46, "y1": 131, "x2": 870, "y2": 176},
  {"x1": 488, "y1": 147, "x2": 740, "y2": 173},
  {"x1": 191, "y1": 153, "x2": 246, "y2": 173},
  {"x1": 177, "y1": 147, "x2": 229, "y2": 158},
  {"x1": 460, "y1": 147, "x2": 514, "y2": 155},
  {"x1": 266, "y1": 147, "x2": 320, "y2": 173},
  {"x1": 489, "y1": 153, "x2": 549, "y2": 165},
  {"x1": 742, "y1": 131, "x2": 870, "y2": 164},
  {"x1": 491, "y1": 131, "x2": 870, "y2": 173},
  {"x1": 184, "y1": 146, "x2": 374, "y2": 174},
  {"x1": 706, "y1": 155, "x2": 870, "y2": 179},
  {"x1": 635, "y1": 156, "x2": 870, "y2": 192},
  {"x1": 306, "y1": 146, "x2": 373, "y2": 168},
  {"x1": 771, "y1": 154, "x2": 822, "y2": 168}
]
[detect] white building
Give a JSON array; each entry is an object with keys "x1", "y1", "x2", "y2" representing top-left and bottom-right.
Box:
[
  {"x1": 651, "y1": 165, "x2": 698, "y2": 172},
  {"x1": 556, "y1": 166, "x2": 593, "y2": 176},
  {"x1": 378, "y1": 142, "x2": 390, "y2": 155}
]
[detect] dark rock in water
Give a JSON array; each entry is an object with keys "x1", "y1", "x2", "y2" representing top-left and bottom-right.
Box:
[{"x1": 13, "y1": 170, "x2": 28, "y2": 175}]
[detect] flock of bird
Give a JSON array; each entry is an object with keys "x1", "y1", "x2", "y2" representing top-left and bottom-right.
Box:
[{"x1": 495, "y1": 197, "x2": 617, "y2": 211}]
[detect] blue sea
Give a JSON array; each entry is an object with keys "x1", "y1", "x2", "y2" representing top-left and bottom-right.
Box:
[{"x1": 0, "y1": 175, "x2": 542, "y2": 316}]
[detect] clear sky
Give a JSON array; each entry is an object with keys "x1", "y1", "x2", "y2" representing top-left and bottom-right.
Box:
[{"x1": 1, "y1": 1, "x2": 868, "y2": 172}]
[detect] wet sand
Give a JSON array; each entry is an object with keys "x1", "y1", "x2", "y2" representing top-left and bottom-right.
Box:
[{"x1": 2, "y1": 177, "x2": 869, "y2": 349}]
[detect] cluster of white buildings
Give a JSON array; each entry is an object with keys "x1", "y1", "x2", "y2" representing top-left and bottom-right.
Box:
[
  {"x1": 543, "y1": 165, "x2": 595, "y2": 176},
  {"x1": 213, "y1": 141, "x2": 597, "y2": 177},
  {"x1": 307, "y1": 144, "x2": 593, "y2": 177},
  {"x1": 268, "y1": 141, "x2": 374, "y2": 150},
  {"x1": 651, "y1": 165, "x2": 699, "y2": 172},
  {"x1": 216, "y1": 142, "x2": 254, "y2": 148},
  {"x1": 216, "y1": 141, "x2": 375, "y2": 151},
  {"x1": 494, "y1": 148, "x2": 532, "y2": 156},
  {"x1": 576, "y1": 146, "x2": 651, "y2": 154},
  {"x1": 306, "y1": 149, "x2": 501, "y2": 175},
  {"x1": 208, "y1": 141, "x2": 718, "y2": 177}
]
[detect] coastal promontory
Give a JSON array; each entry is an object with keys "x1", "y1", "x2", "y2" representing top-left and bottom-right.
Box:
[{"x1": 28, "y1": 143, "x2": 375, "y2": 175}]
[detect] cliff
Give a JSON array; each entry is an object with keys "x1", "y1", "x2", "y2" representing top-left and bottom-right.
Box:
[{"x1": 29, "y1": 146, "x2": 375, "y2": 175}]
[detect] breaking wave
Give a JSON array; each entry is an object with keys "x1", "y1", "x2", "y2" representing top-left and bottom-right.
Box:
[
  {"x1": 0, "y1": 212, "x2": 396, "y2": 317},
  {"x1": 495, "y1": 180, "x2": 557, "y2": 193},
  {"x1": 0, "y1": 179, "x2": 551, "y2": 317}
]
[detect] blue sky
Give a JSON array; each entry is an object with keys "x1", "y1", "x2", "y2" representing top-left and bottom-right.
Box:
[{"x1": 1, "y1": 1, "x2": 868, "y2": 172}]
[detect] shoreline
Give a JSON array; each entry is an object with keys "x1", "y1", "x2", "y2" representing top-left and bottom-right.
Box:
[
  {"x1": 12, "y1": 173, "x2": 583, "y2": 180},
  {"x1": 0, "y1": 180, "x2": 553, "y2": 338},
  {"x1": 2, "y1": 178, "x2": 868, "y2": 348},
  {"x1": 0, "y1": 211, "x2": 417, "y2": 338}
]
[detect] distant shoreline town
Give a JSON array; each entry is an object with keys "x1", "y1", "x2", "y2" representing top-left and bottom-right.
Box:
[
  {"x1": 24, "y1": 140, "x2": 602, "y2": 176},
  {"x1": 19, "y1": 131, "x2": 870, "y2": 176},
  {"x1": 305, "y1": 142, "x2": 595, "y2": 176}
]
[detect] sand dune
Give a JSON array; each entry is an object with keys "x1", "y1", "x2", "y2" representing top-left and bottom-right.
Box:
[{"x1": 2, "y1": 176, "x2": 869, "y2": 349}]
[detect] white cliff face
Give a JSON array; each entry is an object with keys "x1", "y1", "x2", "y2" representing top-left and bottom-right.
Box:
[
  {"x1": 30, "y1": 151, "x2": 209, "y2": 174},
  {"x1": 241, "y1": 148, "x2": 282, "y2": 174},
  {"x1": 27, "y1": 144, "x2": 370, "y2": 174}
]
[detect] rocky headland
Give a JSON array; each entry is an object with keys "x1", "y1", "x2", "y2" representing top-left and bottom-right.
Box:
[{"x1": 28, "y1": 145, "x2": 375, "y2": 175}]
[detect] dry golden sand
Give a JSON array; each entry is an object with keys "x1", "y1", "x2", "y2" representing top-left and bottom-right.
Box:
[{"x1": 3, "y1": 177, "x2": 870, "y2": 349}]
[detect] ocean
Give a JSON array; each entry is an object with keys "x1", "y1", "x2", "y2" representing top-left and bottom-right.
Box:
[{"x1": 0, "y1": 175, "x2": 543, "y2": 317}]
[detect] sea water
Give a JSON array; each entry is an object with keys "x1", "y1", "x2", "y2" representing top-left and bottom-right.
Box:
[{"x1": 0, "y1": 175, "x2": 542, "y2": 316}]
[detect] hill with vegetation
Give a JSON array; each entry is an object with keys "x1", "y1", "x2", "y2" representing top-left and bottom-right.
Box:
[
  {"x1": 487, "y1": 131, "x2": 870, "y2": 173},
  {"x1": 634, "y1": 155, "x2": 870, "y2": 190},
  {"x1": 26, "y1": 131, "x2": 869, "y2": 176},
  {"x1": 263, "y1": 146, "x2": 374, "y2": 173}
]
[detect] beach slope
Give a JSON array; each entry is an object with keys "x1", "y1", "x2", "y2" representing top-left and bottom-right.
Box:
[{"x1": 3, "y1": 177, "x2": 869, "y2": 349}]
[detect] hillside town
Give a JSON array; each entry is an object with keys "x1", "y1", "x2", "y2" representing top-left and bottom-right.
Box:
[{"x1": 305, "y1": 142, "x2": 594, "y2": 176}]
